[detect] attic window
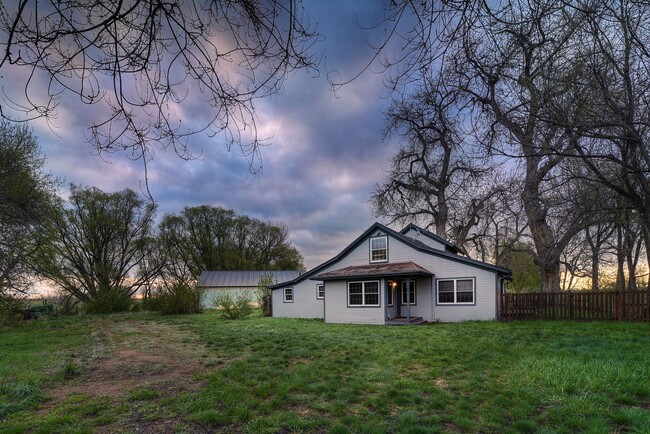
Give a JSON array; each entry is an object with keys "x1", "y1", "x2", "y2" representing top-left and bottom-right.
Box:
[{"x1": 370, "y1": 236, "x2": 388, "y2": 262}]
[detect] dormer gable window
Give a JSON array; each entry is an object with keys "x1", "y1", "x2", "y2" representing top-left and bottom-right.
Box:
[{"x1": 370, "y1": 235, "x2": 388, "y2": 262}]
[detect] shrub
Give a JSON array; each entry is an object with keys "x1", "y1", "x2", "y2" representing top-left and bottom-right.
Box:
[
  {"x1": 145, "y1": 283, "x2": 204, "y2": 314},
  {"x1": 0, "y1": 295, "x2": 27, "y2": 325},
  {"x1": 52, "y1": 289, "x2": 81, "y2": 316},
  {"x1": 256, "y1": 274, "x2": 275, "y2": 317},
  {"x1": 213, "y1": 291, "x2": 253, "y2": 319},
  {"x1": 85, "y1": 287, "x2": 134, "y2": 314}
]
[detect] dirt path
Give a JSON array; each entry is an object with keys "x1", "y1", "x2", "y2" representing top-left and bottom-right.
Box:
[{"x1": 39, "y1": 317, "x2": 212, "y2": 433}]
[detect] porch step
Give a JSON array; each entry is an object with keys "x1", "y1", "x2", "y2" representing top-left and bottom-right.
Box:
[{"x1": 385, "y1": 317, "x2": 426, "y2": 326}]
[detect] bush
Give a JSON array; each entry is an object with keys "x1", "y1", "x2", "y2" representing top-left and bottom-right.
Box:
[
  {"x1": 85, "y1": 287, "x2": 134, "y2": 314},
  {"x1": 0, "y1": 295, "x2": 27, "y2": 325},
  {"x1": 213, "y1": 291, "x2": 253, "y2": 319},
  {"x1": 144, "y1": 283, "x2": 204, "y2": 315},
  {"x1": 52, "y1": 290, "x2": 81, "y2": 316}
]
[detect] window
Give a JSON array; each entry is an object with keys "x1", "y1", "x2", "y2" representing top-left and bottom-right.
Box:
[
  {"x1": 317, "y1": 284, "x2": 324, "y2": 299},
  {"x1": 283, "y1": 287, "x2": 293, "y2": 303},
  {"x1": 387, "y1": 282, "x2": 395, "y2": 306},
  {"x1": 348, "y1": 281, "x2": 380, "y2": 306},
  {"x1": 370, "y1": 236, "x2": 388, "y2": 262},
  {"x1": 401, "y1": 281, "x2": 417, "y2": 305},
  {"x1": 437, "y1": 279, "x2": 475, "y2": 304}
]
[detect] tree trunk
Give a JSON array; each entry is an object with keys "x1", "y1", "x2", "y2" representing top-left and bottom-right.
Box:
[
  {"x1": 616, "y1": 226, "x2": 626, "y2": 292},
  {"x1": 591, "y1": 248, "x2": 600, "y2": 292},
  {"x1": 522, "y1": 174, "x2": 562, "y2": 293},
  {"x1": 539, "y1": 260, "x2": 561, "y2": 293}
]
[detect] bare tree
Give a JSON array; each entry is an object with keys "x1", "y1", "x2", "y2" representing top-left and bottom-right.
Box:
[
  {"x1": 562, "y1": 1, "x2": 650, "y2": 290},
  {"x1": 0, "y1": 0, "x2": 318, "y2": 171},
  {"x1": 366, "y1": 1, "x2": 606, "y2": 291},
  {"x1": 371, "y1": 79, "x2": 504, "y2": 250}
]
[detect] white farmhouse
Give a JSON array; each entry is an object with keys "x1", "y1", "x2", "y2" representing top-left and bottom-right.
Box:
[{"x1": 270, "y1": 223, "x2": 511, "y2": 324}]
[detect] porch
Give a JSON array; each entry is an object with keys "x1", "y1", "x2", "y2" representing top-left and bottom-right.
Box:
[{"x1": 312, "y1": 261, "x2": 434, "y2": 325}]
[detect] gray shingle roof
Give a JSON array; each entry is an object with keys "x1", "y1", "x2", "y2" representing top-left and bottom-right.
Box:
[
  {"x1": 313, "y1": 262, "x2": 434, "y2": 281},
  {"x1": 198, "y1": 270, "x2": 303, "y2": 288},
  {"x1": 270, "y1": 222, "x2": 511, "y2": 290}
]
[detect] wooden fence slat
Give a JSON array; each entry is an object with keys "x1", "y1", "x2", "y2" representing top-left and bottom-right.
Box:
[{"x1": 500, "y1": 290, "x2": 650, "y2": 322}]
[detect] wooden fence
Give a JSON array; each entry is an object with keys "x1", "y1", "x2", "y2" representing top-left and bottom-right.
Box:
[{"x1": 499, "y1": 290, "x2": 650, "y2": 321}]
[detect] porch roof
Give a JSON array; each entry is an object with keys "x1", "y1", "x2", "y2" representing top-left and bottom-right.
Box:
[{"x1": 311, "y1": 261, "x2": 433, "y2": 281}]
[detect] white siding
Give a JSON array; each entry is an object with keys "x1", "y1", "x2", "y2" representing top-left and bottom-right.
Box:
[
  {"x1": 386, "y1": 236, "x2": 498, "y2": 322},
  {"x1": 273, "y1": 229, "x2": 499, "y2": 323},
  {"x1": 202, "y1": 287, "x2": 258, "y2": 309},
  {"x1": 389, "y1": 278, "x2": 434, "y2": 322},
  {"x1": 271, "y1": 279, "x2": 324, "y2": 319},
  {"x1": 324, "y1": 280, "x2": 385, "y2": 325}
]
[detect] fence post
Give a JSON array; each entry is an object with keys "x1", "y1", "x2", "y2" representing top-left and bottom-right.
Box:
[{"x1": 615, "y1": 291, "x2": 621, "y2": 320}]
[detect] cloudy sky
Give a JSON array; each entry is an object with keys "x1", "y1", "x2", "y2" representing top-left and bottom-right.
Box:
[{"x1": 18, "y1": 1, "x2": 406, "y2": 270}]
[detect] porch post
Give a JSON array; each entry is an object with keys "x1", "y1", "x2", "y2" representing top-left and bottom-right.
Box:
[
  {"x1": 406, "y1": 278, "x2": 411, "y2": 322},
  {"x1": 383, "y1": 278, "x2": 387, "y2": 323}
]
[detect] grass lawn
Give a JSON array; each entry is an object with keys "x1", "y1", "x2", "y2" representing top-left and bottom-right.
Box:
[{"x1": 1, "y1": 312, "x2": 649, "y2": 433}]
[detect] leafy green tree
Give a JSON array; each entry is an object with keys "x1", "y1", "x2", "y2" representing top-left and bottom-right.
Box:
[
  {"x1": 38, "y1": 186, "x2": 157, "y2": 312},
  {"x1": 500, "y1": 243, "x2": 542, "y2": 293},
  {"x1": 159, "y1": 206, "x2": 303, "y2": 279},
  {"x1": 0, "y1": 121, "x2": 56, "y2": 301}
]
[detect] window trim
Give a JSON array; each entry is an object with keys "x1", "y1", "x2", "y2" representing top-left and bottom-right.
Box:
[
  {"x1": 347, "y1": 280, "x2": 381, "y2": 307},
  {"x1": 387, "y1": 283, "x2": 394, "y2": 306},
  {"x1": 401, "y1": 280, "x2": 417, "y2": 305},
  {"x1": 283, "y1": 287, "x2": 294, "y2": 303},
  {"x1": 369, "y1": 235, "x2": 388, "y2": 263},
  {"x1": 316, "y1": 284, "x2": 324, "y2": 300},
  {"x1": 436, "y1": 278, "x2": 476, "y2": 305}
]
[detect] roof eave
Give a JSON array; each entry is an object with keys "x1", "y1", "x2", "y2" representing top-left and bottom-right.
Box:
[{"x1": 312, "y1": 271, "x2": 434, "y2": 281}]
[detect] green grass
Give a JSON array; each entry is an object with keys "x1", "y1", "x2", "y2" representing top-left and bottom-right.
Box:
[
  {"x1": 0, "y1": 316, "x2": 93, "y2": 431},
  {"x1": 1, "y1": 312, "x2": 649, "y2": 433}
]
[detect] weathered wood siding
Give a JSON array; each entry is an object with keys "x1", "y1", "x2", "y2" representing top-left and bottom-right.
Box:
[{"x1": 271, "y1": 279, "x2": 324, "y2": 319}]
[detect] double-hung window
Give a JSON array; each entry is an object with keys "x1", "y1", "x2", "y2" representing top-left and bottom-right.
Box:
[
  {"x1": 370, "y1": 236, "x2": 388, "y2": 262},
  {"x1": 316, "y1": 284, "x2": 324, "y2": 299},
  {"x1": 283, "y1": 287, "x2": 293, "y2": 303},
  {"x1": 401, "y1": 281, "x2": 416, "y2": 305},
  {"x1": 348, "y1": 281, "x2": 380, "y2": 306},
  {"x1": 437, "y1": 279, "x2": 475, "y2": 304}
]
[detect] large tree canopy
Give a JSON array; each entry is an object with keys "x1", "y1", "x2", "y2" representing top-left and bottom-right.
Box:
[
  {"x1": 38, "y1": 185, "x2": 158, "y2": 312},
  {"x1": 158, "y1": 205, "x2": 303, "y2": 280},
  {"x1": 0, "y1": 121, "x2": 56, "y2": 299},
  {"x1": 0, "y1": 0, "x2": 318, "y2": 167}
]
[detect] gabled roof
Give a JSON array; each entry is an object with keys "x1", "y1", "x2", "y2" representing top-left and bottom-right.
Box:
[
  {"x1": 199, "y1": 270, "x2": 302, "y2": 288},
  {"x1": 400, "y1": 223, "x2": 466, "y2": 255},
  {"x1": 269, "y1": 222, "x2": 511, "y2": 290},
  {"x1": 312, "y1": 262, "x2": 433, "y2": 281}
]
